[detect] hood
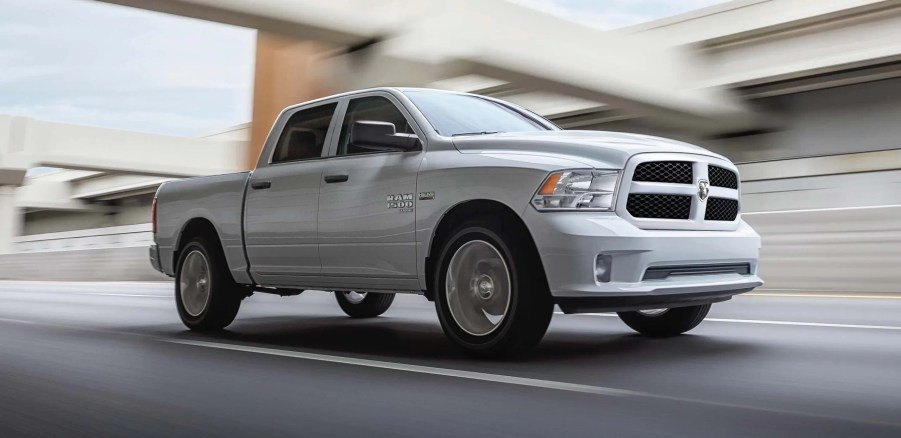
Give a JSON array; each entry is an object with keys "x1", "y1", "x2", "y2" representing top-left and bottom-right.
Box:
[{"x1": 452, "y1": 130, "x2": 723, "y2": 169}]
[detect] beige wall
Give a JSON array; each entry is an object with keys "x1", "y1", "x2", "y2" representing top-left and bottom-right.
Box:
[{"x1": 248, "y1": 33, "x2": 332, "y2": 169}]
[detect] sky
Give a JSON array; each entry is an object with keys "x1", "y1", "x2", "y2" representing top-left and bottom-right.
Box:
[{"x1": 0, "y1": 0, "x2": 728, "y2": 137}]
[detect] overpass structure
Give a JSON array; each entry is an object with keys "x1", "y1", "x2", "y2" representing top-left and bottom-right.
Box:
[{"x1": 2, "y1": 0, "x2": 901, "y2": 290}]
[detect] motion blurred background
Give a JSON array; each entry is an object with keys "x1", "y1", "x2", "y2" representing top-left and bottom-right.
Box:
[{"x1": 3, "y1": 0, "x2": 900, "y2": 293}]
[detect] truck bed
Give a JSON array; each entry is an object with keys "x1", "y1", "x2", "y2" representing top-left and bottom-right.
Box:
[{"x1": 154, "y1": 172, "x2": 251, "y2": 283}]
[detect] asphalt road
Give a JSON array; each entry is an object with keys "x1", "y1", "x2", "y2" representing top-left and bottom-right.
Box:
[{"x1": 1, "y1": 282, "x2": 900, "y2": 437}]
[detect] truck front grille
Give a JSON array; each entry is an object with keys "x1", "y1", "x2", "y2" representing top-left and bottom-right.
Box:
[
  {"x1": 704, "y1": 198, "x2": 739, "y2": 221},
  {"x1": 633, "y1": 161, "x2": 692, "y2": 184},
  {"x1": 620, "y1": 156, "x2": 741, "y2": 229},
  {"x1": 627, "y1": 194, "x2": 692, "y2": 219},
  {"x1": 708, "y1": 166, "x2": 738, "y2": 189}
]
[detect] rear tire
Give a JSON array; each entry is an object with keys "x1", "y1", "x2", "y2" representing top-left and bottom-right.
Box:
[
  {"x1": 433, "y1": 217, "x2": 553, "y2": 357},
  {"x1": 617, "y1": 304, "x2": 711, "y2": 337},
  {"x1": 175, "y1": 237, "x2": 243, "y2": 331},
  {"x1": 335, "y1": 291, "x2": 395, "y2": 318}
]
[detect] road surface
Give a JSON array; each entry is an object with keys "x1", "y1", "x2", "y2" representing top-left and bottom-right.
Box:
[{"x1": 0, "y1": 281, "x2": 899, "y2": 437}]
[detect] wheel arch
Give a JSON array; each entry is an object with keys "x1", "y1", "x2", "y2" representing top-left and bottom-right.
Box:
[
  {"x1": 173, "y1": 217, "x2": 224, "y2": 274},
  {"x1": 423, "y1": 199, "x2": 547, "y2": 301}
]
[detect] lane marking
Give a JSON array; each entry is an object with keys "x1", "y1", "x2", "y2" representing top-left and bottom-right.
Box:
[
  {"x1": 563, "y1": 312, "x2": 901, "y2": 331},
  {"x1": 166, "y1": 339, "x2": 644, "y2": 397},
  {"x1": 0, "y1": 281, "x2": 171, "y2": 285},
  {"x1": 705, "y1": 318, "x2": 901, "y2": 331},
  {"x1": 746, "y1": 293, "x2": 901, "y2": 299},
  {"x1": 0, "y1": 317, "x2": 35, "y2": 324},
  {"x1": 84, "y1": 293, "x2": 169, "y2": 298},
  {"x1": 165, "y1": 338, "x2": 901, "y2": 427}
]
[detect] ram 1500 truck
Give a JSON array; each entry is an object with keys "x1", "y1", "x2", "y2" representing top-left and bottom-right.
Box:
[{"x1": 150, "y1": 88, "x2": 763, "y2": 356}]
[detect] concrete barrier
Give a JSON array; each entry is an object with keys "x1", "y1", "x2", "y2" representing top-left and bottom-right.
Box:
[
  {"x1": 745, "y1": 205, "x2": 901, "y2": 293},
  {"x1": 0, "y1": 245, "x2": 168, "y2": 281},
  {"x1": 2, "y1": 208, "x2": 900, "y2": 292}
]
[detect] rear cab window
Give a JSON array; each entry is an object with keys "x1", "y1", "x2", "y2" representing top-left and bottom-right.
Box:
[{"x1": 270, "y1": 102, "x2": 338, "y2": 164}]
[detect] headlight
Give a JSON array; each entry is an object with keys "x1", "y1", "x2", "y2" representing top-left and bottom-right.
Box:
[{"x1": 531, "y1": 170, "x2": 620, "y2": 211}]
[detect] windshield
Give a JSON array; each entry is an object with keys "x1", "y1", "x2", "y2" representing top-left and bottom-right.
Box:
[{"x1": 404, "y1": 91, "x2": 555, "y2": 137}]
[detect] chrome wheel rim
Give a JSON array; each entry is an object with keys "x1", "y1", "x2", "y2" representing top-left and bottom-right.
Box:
[
  {"x1": 445, "y1": 240, "x2": 511, "y2": 336},
  {"x1": 638, "y1": 308, "x2": 669, "y2": 317},
  {"x1": 344, "y1": 291, "x2": 367, "y2": 304},
  {"x1": 180, "y1": 250, "x2": 211, "y2": 317}
]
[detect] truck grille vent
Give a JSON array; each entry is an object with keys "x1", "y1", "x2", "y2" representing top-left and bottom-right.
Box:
[
  {"x1": 708, "y1": 166, "x2": 738, "y2": 189},
  {"x1": 627, "y1": 194, "x2": 691, "y2": 219},
  {"x1": 643, "y1": 263, "x2": 751, "y2": 280},
  {"x1": 633, "y1": 161, "x2": 692, "y2": 184},
  {"x1": 704, "y1": 198, "x2": 739, "y2": 221}
]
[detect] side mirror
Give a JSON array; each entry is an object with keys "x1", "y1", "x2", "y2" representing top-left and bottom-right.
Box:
[{"x1": 351, "y1": 121, "x2": 420, "y2": 152}]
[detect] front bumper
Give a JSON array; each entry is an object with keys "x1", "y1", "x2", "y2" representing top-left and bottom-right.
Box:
[{"x1": 522, "y1": 209, "x2": 763, "y2": 312}]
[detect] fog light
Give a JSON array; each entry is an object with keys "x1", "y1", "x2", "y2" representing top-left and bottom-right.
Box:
[{"x1": 595, "y1": 255, "x2": 612, "y2": 283}]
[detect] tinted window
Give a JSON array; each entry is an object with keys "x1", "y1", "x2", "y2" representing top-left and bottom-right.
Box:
[
  {"x1": 404, "y1": 91, "x2": 552, "y2": 136},
  {"x1": 337, "y1": 96, "x2": 415, "y2": 156},
  {"x1": 271, "y1": 103, "x2": 337, "y2": 163}
]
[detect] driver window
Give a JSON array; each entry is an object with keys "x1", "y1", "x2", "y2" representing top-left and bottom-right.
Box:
[{"x1": 337, "y1": 96, "x2": 414, "y2": 156}]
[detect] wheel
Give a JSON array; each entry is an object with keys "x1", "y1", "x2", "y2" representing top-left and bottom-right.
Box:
[
  {"x1": 175, "y1": 237, "x2": 243, "y2": 331},
  {"x1": 433, "y1": 218, "x2": 554, "y2": 357},
  {"x1": 334, "y1": 291, "x2": 395, "y2": 318},
  {"x1": 617, "y1": 304, "x2": 711, "y2": 337}
]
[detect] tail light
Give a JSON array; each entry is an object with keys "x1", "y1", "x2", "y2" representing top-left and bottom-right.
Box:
[{"x1": 151, "y1": 197, "x2": 158, "y2": 234}]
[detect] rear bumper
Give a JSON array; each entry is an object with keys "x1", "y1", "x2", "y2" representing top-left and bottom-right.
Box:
[
  {"x1": 149, "y1": 243, "x2": 163, "y2": 273},
  {"x1": 522, "y1": 209, "x2": 763, "y2": 311}
]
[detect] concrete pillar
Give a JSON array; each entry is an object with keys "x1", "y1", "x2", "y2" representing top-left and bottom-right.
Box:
[
  {"x1": 0, "y1": 185, "x2": 22, "y2": 254},
  {"x1": 248, "y1": 32, "x2": 332, "y2": 169}
]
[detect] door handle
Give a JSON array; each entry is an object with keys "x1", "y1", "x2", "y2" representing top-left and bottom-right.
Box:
[
  {"x1": 251, "y1": 180, "x2": 272, "y2": 190},
  {"x1": 324, "y1": 174, "x2": 349, "y2": 184}
]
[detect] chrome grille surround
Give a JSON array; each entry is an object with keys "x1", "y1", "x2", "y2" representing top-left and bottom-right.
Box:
[{"x1": 615, "y1": 153, "x2": 742, "y2": 231}]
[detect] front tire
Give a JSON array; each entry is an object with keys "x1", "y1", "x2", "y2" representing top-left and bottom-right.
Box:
[
  {"x1": 617, "y1": 304, "x2": 711, "y2": 337},
  {"x1": 175, "y1": 237, "x2": 243, "y2": 331},
  {"x1": 335, "y1": 291, "x2": 395, "y2": 318},
  {"x1": 433, "y1": 218, "x2": 553, "y2": 357}
]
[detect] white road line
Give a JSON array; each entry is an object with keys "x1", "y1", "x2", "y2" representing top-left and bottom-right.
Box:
[
  {"x1": 705, "y1": 318, "x2": 901, "y2": 331},
  {"x1": 84, "y1": 293, "x2": 169, "y2": 298},
  {"x1": 0, "y1": 317, "x2": 35, "y2": 324},
  {"x1": 166, "y1": 339, "x2": 644, "y2": 398},
  {"x1": 562, "y1": 312, "x2": 901, "y2": 331},
  {"x1": 164, "y1": 338, "x2": 901, "y2": 427}
]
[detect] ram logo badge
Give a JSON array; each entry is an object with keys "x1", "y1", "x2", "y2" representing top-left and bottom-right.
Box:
[{"x1": 697, "y1": 179, "x2": 710, "y2": 202}]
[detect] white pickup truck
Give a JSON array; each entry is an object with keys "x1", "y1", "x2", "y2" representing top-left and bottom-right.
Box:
[{"x1": 150, "y1": 88, "x2": 762, "y2": 356}]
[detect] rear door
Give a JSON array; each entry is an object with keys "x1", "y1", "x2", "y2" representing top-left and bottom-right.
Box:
[
  {"x1": 317, "y1": 92, "x2": 425, "y2": 290},
  {"x1": 244, "y1": 102, "x2": 339, "y2": 285}
]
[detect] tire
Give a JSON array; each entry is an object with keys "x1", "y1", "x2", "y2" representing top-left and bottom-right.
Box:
[
  {"x1": 335, "y1": 291, "x2": 395, "y2": 318},
  {"x1": 433, "y1": 217, "x2": 554, "y2": 357},
  {"x1": 617, "y1": 304, "x2": 711, "y2": 337},
  {"x1": 175, "y1": 237, "x2": 243, "y2": 331}
]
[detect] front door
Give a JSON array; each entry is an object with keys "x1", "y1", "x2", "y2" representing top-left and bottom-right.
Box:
[
  {"x1": 244, "y1": 102, "x2": 338, "y2": 285},
  {"x1": 317, "y1": 94, "x2": 424, "y2": 290}
]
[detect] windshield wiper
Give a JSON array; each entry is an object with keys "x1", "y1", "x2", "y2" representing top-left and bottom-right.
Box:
[{"x1": 451, "y1": 131, "x2": 502, "y2": 137}]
